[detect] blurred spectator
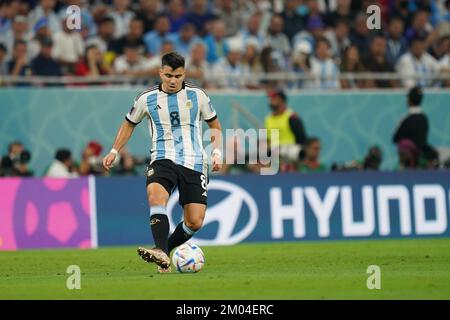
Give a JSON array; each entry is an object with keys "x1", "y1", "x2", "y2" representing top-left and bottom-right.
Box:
[
  {"x1": 79, "y1": 141, "x2": 105, "y2": 176},
  {"x1": 298, "y1": 137, "x2": 326, "y2": 173},
  {"x1": 113, "y1": 43, "x2": 151, "y2": 76},
  {"x1": 391, "y1": 0, "x2": 413, "y2": 29},
  {"x1": 86, "y1": 16, "x2": 115, "y2": 55},
  {"x1": 309, "y1": 37, "x2": 340, "y2": 89},
  {"x1": 438, "y1": 35, "x2": 450, "y2": 86},
  {"x1": 324, "y1": 18, "x2": 351, "y2": 59},
  {"x1": 260, "y1": 46, "x2": 283, "y2": 88},
  {"x1": 396, "y1": 138, "x2": 420, "y2": 170},
  {"x1": 110, "y1": 0, "x2": 135, "y2": 39},
  {"x1": 31, "y1": 37, "x2": 62, "y2": 77},
  {"x1": 110, "y1": 17, "x2": 146, "y2": 55},
  {"x1": 293, "y1": 15, "x2": 325, "y2": 54},
  {"x1": 405, "y1": 10, "x2": 432, "y2": 45},
  {"x1": 52, "y1": 18, "x2": 85, "y2": 74},
  {"x1": 393, "y1": 86, "x2": 431, "y2": 159},
  {"x1": 186, "y1": 42, "x2": 210, "y2": 87},
  {"x1": 235, "y1": 12, "x2": 265, "y2": 49},
  {"x1": 241, "y1": 37, "x2": 263, "y2": 88},
  {"x1": 57, "y1": 0, "x2": 97, "y2": 38},
  {"x1": 325, "y1": 0, "x2": 354, "y2": 27},
  {"x1": 396, "y1": 37, "x2": 441, "y2": 88},
  {"x1": 112, "y1": 148, "x2": 138, "y2": 176},
  {"x1": 186, "y1": 0, "x2": 216, "y2": 36},
  {"x1": 350, "y1": 12, "x2": 371, "y2": 54},
  {"x1": 291, "y1": 40, "x2": 312, "y2": 87},
  {"x1": 204, "y1": 19, "x2": 228, "y2": 64},
  {"x1": 265, "y1": 89, "x2": 307, "y2": 162},
  {"x1": 211, "y1": 38, "x2": 247, "y2": 88},
  {"x1": 166, "y1": 0, "x2": 188, "y2": 33},
  {"x1": 0, "y1": 42, "x2": 7, "y2": 76},
  {"x1": 8, "y1": 40, "x2": 31, "y2": 77},
  {"x1": 281, "y1": 0, "x2": 305, "y2": 42},
  {"x1": 75, "y1": 45, "x2": 112, "y2": 77},
  {"x1": 340, "y1": 45, "x2": 366, "y2": 89},
  {"x1": 0, "y1": 141, "x2": 33, "y2": 176},
  {"x1": 168, "y1": 22, "x2": 203, "y2": 57},
  {"x1": 28, "y1": 17, "x2": 52, "y2": 60},
  {"x1": 28, "y1": 0, "x2": 61, "y2": 34},
  {"x1": 266, "y1": 14, "x2": 291, "y2": 57},
  {"x1": 215, "y1": 0, "x2": 242, "y2": 37},
  {"x1": 143, "y1": 40, "x2": 174, "y2": 76},
  {"x1": 362, "y1": 146, "x2": 383, "y2": 170},
  {"x1": 363, "y1": 36, "x2": 397, "y2": 88},
  {"x1": 46, "y1": 148, "x2": 78, "y2": 178},
  {"x1": 143, "y1": 15, "x2": 171, "y2": 56},
  {"x1": 135, "y1": 0, "x2": 162, "y2": 33},
  {"x1": 385, "y1": 17, "x2": 409, "y2": 66},
  {"x1": 1, "y1": 15, "x2": 30, "y2": 61},
  {"x1": 0, "y1": 0, "x2": 19, "y2": 37}
]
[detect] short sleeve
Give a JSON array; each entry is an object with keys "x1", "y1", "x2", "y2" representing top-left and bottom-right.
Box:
[
  {"x1": 125, "y1": 96, "x2": 146, "y2": 125},
  {"x1": 200, "y1": 92, "x2": 217, "y2": 122}
]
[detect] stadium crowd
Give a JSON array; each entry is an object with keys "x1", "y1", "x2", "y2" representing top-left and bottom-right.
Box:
[{"x1": 0, "y1": 0, "x2": 449, "y2": 88}]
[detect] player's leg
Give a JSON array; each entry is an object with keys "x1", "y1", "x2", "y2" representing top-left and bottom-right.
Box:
[
  {"x1": 167, "y1": 165, "x2": 208, "y2": 253},
  {"x1": 167, "y1": 203, "x2": 206, "y2": 253}
]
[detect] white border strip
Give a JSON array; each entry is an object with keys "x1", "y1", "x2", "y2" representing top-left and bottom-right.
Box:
[{"x1": 88, "y1": 175, "x2": 98, "y2": 249}]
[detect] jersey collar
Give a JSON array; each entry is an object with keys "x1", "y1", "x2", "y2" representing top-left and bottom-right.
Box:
[{"x1": 158, "y1": 82, "x2": 186, "y2": 94}]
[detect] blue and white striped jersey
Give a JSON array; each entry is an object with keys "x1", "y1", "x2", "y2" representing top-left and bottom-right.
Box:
[{"x1": 125, "y1": 82, "x2": 217, "y2": 175}]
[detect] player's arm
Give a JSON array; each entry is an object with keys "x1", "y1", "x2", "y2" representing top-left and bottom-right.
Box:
[
  {"x1": 206, "y1": 117, "x2": 223, "y2": 172},
  {"x1": 102, "y1": 120, "x2": 136, "y2": 171}
]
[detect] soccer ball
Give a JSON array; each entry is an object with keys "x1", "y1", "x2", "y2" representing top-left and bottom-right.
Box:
[{"x1": 172, "y1": 243, "x2": 205, "y2": 273}]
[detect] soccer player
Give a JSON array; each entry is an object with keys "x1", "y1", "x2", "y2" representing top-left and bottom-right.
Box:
[{"x1": 102, "y1": 52, "x2": 222, "y2": 273}]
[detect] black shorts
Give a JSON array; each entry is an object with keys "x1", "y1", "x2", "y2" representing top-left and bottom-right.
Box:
[{"x1": 146, "y1": 159, "x2": 208, "y2": 206}]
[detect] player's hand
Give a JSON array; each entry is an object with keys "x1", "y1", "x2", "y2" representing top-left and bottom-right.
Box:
[
  {"x1": 102, "y1": 152, "x2": 116, "y2": 171},
  {"x1": 211, "y1": 149, "x2": 222, "y2": 172}
]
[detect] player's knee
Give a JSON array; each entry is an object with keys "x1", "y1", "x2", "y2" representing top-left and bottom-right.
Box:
[
  {"x1": 148, "y1": 194, "x2": 167, "y2": 207},
  {"x1": 185, "y1": 220, "x2": 202, "y2": 232}
]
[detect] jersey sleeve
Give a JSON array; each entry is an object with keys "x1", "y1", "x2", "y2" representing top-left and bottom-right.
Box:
[
  {"x1": 200, "y1": 92, "x2": 217, "y2": 122},
  {"x1": 125, "y1": 95, "x2": 146, "y2": 125}
]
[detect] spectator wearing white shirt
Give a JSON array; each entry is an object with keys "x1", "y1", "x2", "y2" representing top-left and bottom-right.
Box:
[
  {"x1": 46, "y1": 149, "x2": 78, "y2": 178},
  {"x1": 110, "y1": 0, "x2": 135, "y2": 39},
  {"x1": 186, "y1": 42, "x2": 210, "y2": 87},
  {"x1": 309, "y1": 37, "x2": 340, "y2": 89},
  {"x1": 113, "y1": 43, "x2": 151, "y2": 76},
  {"x1": 265, "y1": 14, "x2": 291, "y2": 57},
  {"x1": 0, "y1": 15, "x2": 30, "y2": 62},
  {"x1": 52, "y1": 18, "x2": 85, "y2": 74},
  {"x1": 28, "y1": 0, "x2": 61, "y2": 35},
  {"x1": 211, "y1": 38, "x2": 249, "y2": 89},
  {"x1": 396, "y1": 37, "x2": 442, "y2": 88}
]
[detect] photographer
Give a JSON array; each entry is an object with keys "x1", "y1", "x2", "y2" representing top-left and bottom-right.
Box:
[{"x1": 0, "y1": 141, "x2": 33, "y2": 176}]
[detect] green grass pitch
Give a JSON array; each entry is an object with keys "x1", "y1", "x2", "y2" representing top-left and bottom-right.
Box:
[{"x1": 1, "y1": 238, "x2": 450, "y2": 299}]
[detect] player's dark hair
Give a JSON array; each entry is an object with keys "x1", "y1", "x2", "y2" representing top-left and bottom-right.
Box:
[
  {"x1": 55, "y1": 149, "x2": 72, "y2": 162},
  {"x1": 161, "y1": 52, "x2": 185, "y2": 70},
  {"x1": 408, "y1": 86, "x2": 423, "y2": 106},
  {"x1": 305, "y1": 137, "x2": 320, "y2": 146}
]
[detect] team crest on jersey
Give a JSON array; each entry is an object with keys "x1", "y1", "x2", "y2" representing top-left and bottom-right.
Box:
[
  {"x1": 147, "y1": 168, "x2": 154, "y2": 177},
  {"x1": 185, "y1": 100, "x2": 192, "y2": 109}
]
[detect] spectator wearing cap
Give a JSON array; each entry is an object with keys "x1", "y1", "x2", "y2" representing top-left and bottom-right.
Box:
[
  {"x1": 265, "y1": 89, "x2": 307, "y2": 162},
  {"x1": 28, "y1": 0, "x2": 61, "y2": 34},
  {"x1": 291, "y1": 40, "x2": 312, "y2": 88},
  {"x1": 211, "y1": 38, "x2": 248, "y2": 88},
  {"x1": 203, "y1": 19, "x2": 228, "y2": 64},
  {"x1": 143, "y1": 15, "x2": 171, "y2": 56},
  {"x1": 215, "y1": 0, "x2": 242, "y2": 37},
  {"x1": 110, "y1": 17, "x2": 146, "y2": 56},
  {"x1": 28, "y1": 17, "x2": 51, "y2": 60},
  {"x1": 166, "y1": 0, "x2": 188, "y2": 33},
  {"x1": 79, "y1": 141, "x2": 105, "y2": 176},
  {"x1": 241, "y1": 37, "x2": 263, "y2": 88},
  {"x1": 110, "y1": 0, "x2": 135, "y2": 39},
  {"x1": 46, "y1": 148, "x2": 78, "y2": 178},
  {"x1": 167, "y1": 22, "x2": 203, "y2": 57},
  {"x1": 292, "y1": 15, "x2": 325, "y2": 55},
  {"x1": 309, "y1": 37, "x2": 340, "y2": 89},
  {"x1": 1, "y1": 15, "x2": 30, "y2": 62},
  {"x1": 265, "y1": 14, "x2": 291, "y2": 58},
  {"x1": 393, "y1": 86, "x2": 430, "y2": 159},
  {"x1": 396, "y1": 37, "x2": 441, "y2": 88},
  {"x1": 31, "y1": 37, "x2": 62, "y2": 77}
]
